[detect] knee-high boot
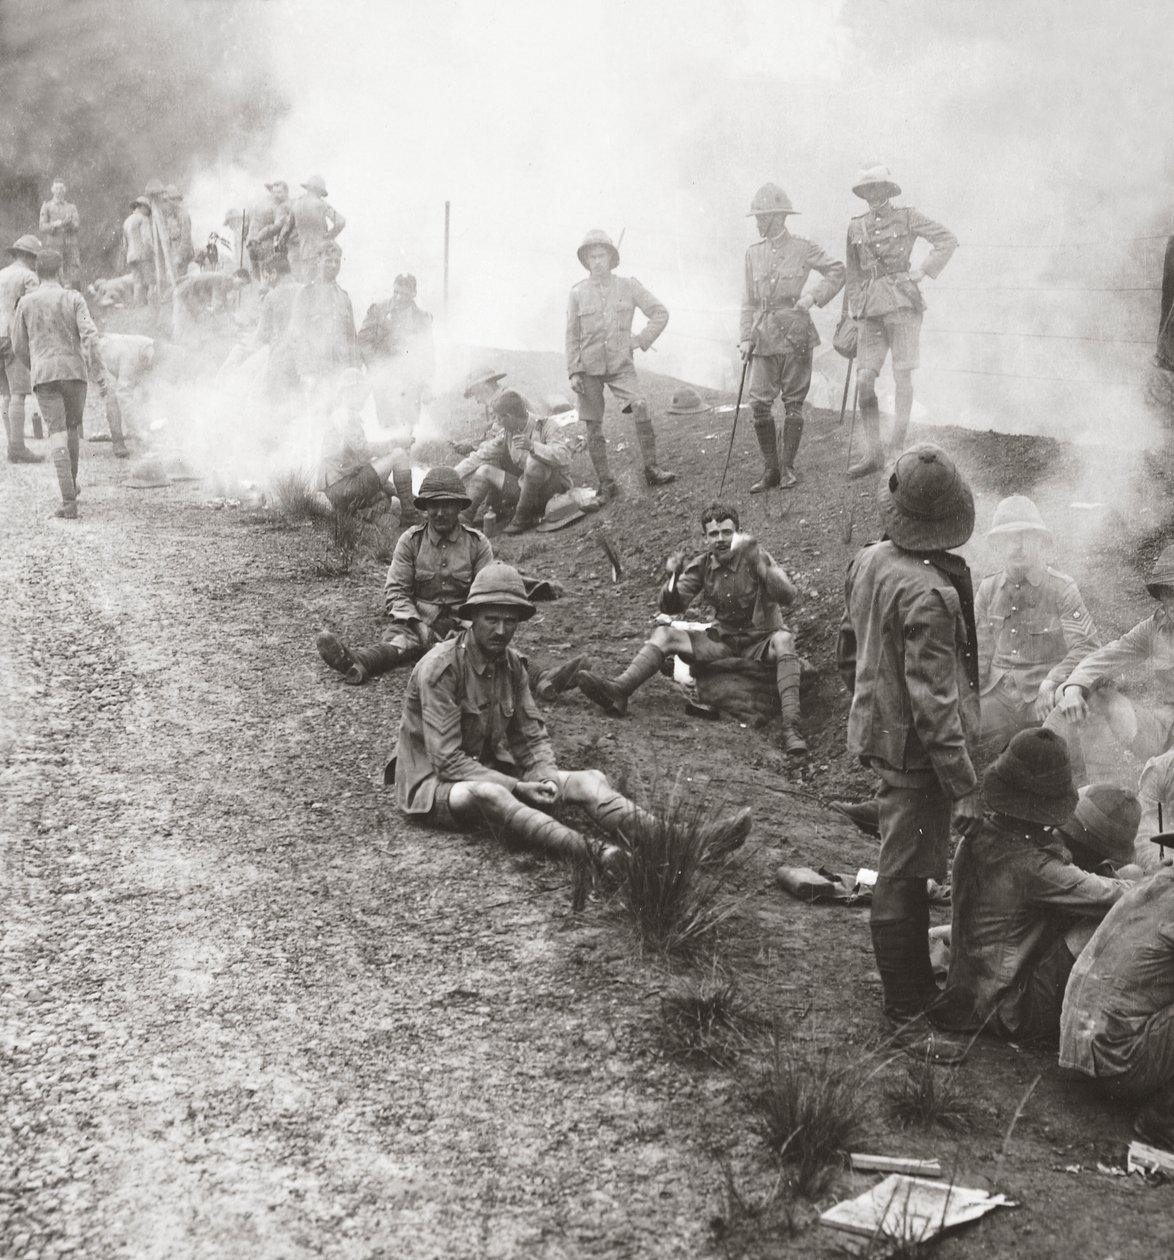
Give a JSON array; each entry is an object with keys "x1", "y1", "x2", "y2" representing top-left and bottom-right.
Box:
[
  {"x1": 631, "y1": 403, "x2": 675, "y2": 486},
  {"x1": 779, "y1": 411, "x2": 804, "y2": 489},
  {"x1": 750, "y1": 404, "x2": 780, "y2": 493},
  {"x1": 847, "y1": 396, "x2": 884, "y2": 479},
  {"x1": 52, "y1": 446, "x2": 78, "y2": 518},
  {"x1": 584, "y1": 421, "x2": 615, "y2": 499},
  {"x1": 576, "y1": 642, "x2": 665, "y2": 717},
  {"x1": 774, "y1": 652, "x2": 807, "y2": 752},
  {"x1": 503, "y1": 472, "x2": 547, "y2": 534},
  {"x1": 870, "y1": 876, "x2": 935, "y2": 1023},
  {"x1": 347, "y1": 642, "x2": 408, "y2": 685}
]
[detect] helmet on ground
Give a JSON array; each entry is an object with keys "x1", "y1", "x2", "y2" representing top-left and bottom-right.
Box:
[
  {"x1": 459, "y1": 563, "x2": 535, "y2": 621},
  {"x1": 878, "y1": 443, "x2": 975, "y2": 552},
  {"x1": 987, "y1": 495, "x2": 1051, "y2": 539},
  {"x1": 666, "y1": 386, "x2": 713, "y2": 416},
  {"x1": 302, "y1": 174, "x2": 329, "y2": 196},
  {"x1": 576, "y1": 229, "x2": 620, "y2": 270},
  {"x1": 852, "y1": 164, "x2": 901, "y2": 200},
  {"x1": 746, "y1": 183, "x2": 798, "y2": 216},
  {"x1": 9, "y1": 234, "x2": 42, "y2": 257},
  {"x1": 413, "y1": 466, "x2": 472, "y2": 510}
]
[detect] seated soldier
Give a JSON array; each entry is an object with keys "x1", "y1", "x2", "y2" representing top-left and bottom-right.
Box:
[
  {"x1": 459, "y1": 388, "x2": 573, "y2": 534},
  {"x1": 575, "y1": 501, "x2": 808, "y2": 753},
  {"x1": 315, "y1": 465, "x2": 591, "y2": 697},
  {"x1": 1060, "y1": 866, "x2": 1174, "y2": 1150},
  {"x1": 390, "y1": 562, "x2": 752, "y2": 863},
  {"x1": 931, "y1": 729, "x2": 1131, "y2": 1042},
  {"x1": 1050, "y1": 544, "x2": 1174, "y2": 779},
  {"x1": 452, "y1": 365, "x2": 508, "y2": 457},
  {"x1": 316, "y1": 369, "x2": 412, "y2": 518}
]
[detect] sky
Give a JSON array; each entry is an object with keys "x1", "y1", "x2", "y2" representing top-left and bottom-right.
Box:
[{"x1": 179, "y1": 0, "x2": 1174, "y2": 441}]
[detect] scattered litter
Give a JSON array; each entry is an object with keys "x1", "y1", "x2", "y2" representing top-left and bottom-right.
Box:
[
  {"x1": 1053, "y1": 1163, "x2": 1083, "y2": 1175},
  {"x1": 850, "y1": 1155, "x2": 942, "y2": 1178},
  {"x1": 1096, "y1": 1161, "x2": 1129, "y2": 1178},
  {"x1": 820, "y1": 1174, "x2": 1016, "y2": 1245},
  {"x1": 1127, "y1": 1140, "x2": 1174, "y2": 1178},
  {"x1": 776, "y1": 866, "x2": 869, "y2": 905},
  {"x1": 856, "y1": 868, "x2": 878, "y2": 889},
  {"x1": 202, "y1": 498, "x2": 242, "y2": 510}
]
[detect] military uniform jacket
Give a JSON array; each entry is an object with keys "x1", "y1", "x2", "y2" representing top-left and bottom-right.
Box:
[
  {"x1": 463, "y1": 412, "x2": 572, "y2": 480},
  {"x1": 122, "y1": 212, "x2": 155, "y2": 265},
  {"x1": 845, "y1": 204, "x2": 957, "y2": 318},
  {"x1": 357, "y1": 300, "x2": 434, "y2": 373},
  {"x1": 394, "y1": 632, "x2": 559, "y2": 816},
  {"x1": 12, "y1": 282, "x2": 105, "y2": 386},
  {"x1": 384, "y1": 521, "x2": 493, "y2": 626},
  {"x1": 1063, "y1": 606, "x2": 1174, "y2": 710},
  {"x1": 565, "y1": 275, "x2": 668, "y2": 377},
  {"x1": 740, "y1": 229, "x2": 844, "y2": 356},
  {"x1": 277, "y1": 193, "x2": 345, "y2": 265},
  {"x1": 38, "y1": 199, "x2": 80, "y2": 265},
  {"x1": 0, "y1": 261, "x2": 37, "y2": 344},
  {"x1": 659, "y1": 546, "x2": 790, "y2": 638},
  {"x1": 288, "y1": 279, "x2": 358, "y2": 378},
  {"x1": 975, "y1": 565, "x2": 1100, "y2": 702}
]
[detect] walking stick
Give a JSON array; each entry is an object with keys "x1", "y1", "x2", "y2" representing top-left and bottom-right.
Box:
[
  {"x1": 840, "y1": 363, "x2": 860, "y2": 546},
  {"x1": 718, "y1": 351, "x2": 752, "y2": 494}
]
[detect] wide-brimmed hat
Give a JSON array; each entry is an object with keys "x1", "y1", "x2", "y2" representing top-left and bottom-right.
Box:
[
  {"x1": 577, "y1": 229, "x2": 620, "y2": 270},
  {"x1": 1061, "y1": 784, "x2": 1141, "y2": 865},
  {"x1": 878, "y1": 443, "x2": 975, "y2": 552},
  {"x1": 458, "y1": 562, "x2": 535, "y2": 620},
  {"x1": 125, "y1": 458, "x2": 171, "y2": 490},
  {"x1": 463, "y1": 366, "x2": 506, "y2": 398},
  {"x1": 9, "y1": 234, "x2": 42, "y2": 257},
  {"x1": 302, "y1": 174, "x2": 328, "y2": 196},
  {"x1": 413, "y1": 466, "x2": 471, "y2": 509},
  {"x1": 666, "y1": 386, "x2": 713, "y2": 416},
  {"x1": 536, "y1": 492, "x2": 587, "y2": 532},
  {"x1": 143, "y1": 177, "x2": 166, "y2": 197},
  {"x1": 987, "y1": 494, "x2": 1051, "y2": 538},
  {"x1": 852, "y1": 164, "x2": 901, "y2": 200},
  {"x1": 982, "y1": 728, "x2": 1078, "y2": 828},
  {"x1": 1145, "y1": 543, "x2": 1174, "y2": 598},
  {"x1": 747, "y1": 183, "x2": 799, "y2": 216},
  {"x1": 131, "y1": 197, "x2": 151, "y2": 211}
]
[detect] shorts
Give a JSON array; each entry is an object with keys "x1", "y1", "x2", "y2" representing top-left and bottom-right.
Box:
[
  {"x1": 426, "y1": 780, "x2": 460, "y2": 829},
  {"x1": 682, "y1": 626, "x2": 778, "y2": 665},
  {"x1": 875, "y1": 768, "x2": 952, "y2": 882},
  {"x1": 324, "y1": 464, "x2": 384, "y2": 512},
  {"x1": 576, "y1": 365, "x2": 643, "y2": 424},
  {"x1": 858, "y1": 309, "x2": 923, "y2": 374},
  {"x1": 2, "y1": 350, "x2": 31, "y2": 395}
]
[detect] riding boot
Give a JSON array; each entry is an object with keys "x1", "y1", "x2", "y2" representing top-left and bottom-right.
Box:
[
  {"x1": 496, "y1": 797, "x2": 590, "y2": 860},
  {"x1": 346, "y1": 642, "x2": 407, "y2": 685},
  {"x1": 870, "y1": 876, "x2": 936, "y2": 1023},
  {"x1": 750, "y1": 406, "x2": 780, "y2": 493},
  {"x1": 847, "y1": 396, "x2": 885, "y2": 479},
  {"x1": 577, "y1": 643, "x2": 665, "y2": 717},
  {"x1": 779, "y1": 413, "x2": 804, "y2": 489},
  {"x1": 774, "y1": 652, "x2": 808, "y2": 752},
  {"x1": 632, "y1": 404, "x2": 675, "y2": 485}
]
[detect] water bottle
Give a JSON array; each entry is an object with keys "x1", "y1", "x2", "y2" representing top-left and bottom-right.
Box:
[{"x1": 482, "y1": 508, "x2": 497, "y2": 539}]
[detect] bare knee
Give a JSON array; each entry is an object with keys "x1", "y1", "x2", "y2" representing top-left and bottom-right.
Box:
[
  {"x1": 450, "y1": 779, "x2": 514, "y2": 820},
  {"x1": 649, "y1": 626, "x2": 685, "y2": 654},
  {"x1": 562, "y1": 767, "x2": 608, "y2": 804},
  {"x1": 768, "y1": 630, "x2": 796, "y2": 657}
]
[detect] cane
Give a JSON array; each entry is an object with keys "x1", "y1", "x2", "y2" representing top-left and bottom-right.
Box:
[
  {"x1": 719, "y1": 351, "x2": 752, "y2": 494},
  {"x1": 840, "y1": 366, "x2": 860, "y2": 546}
]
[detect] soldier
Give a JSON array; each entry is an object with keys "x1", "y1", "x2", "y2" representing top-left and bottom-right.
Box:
[
  {"x1": 287, "y1": 240, "x2": 358, "y2": 413},
  {"x1": 277, "y1": 174, "x2": 345, "y2": 283},
  {"x1": 122, "y1": 197, "x2": 155, "y2": 306},
  {"x1": 163, "y1": 185, "x2": 194, "y2": 274},
  {"x1": 1, "y1": 234, "x2": 44, "y2": 464},
  {"x1": 390, "y1": 562, "x2": 752, "y2": 865},
  {"x1": 246, "y1": 180, "x2": 292, "y2": 280},
  {"x1": 357, "y1": 273, "x2": 435, "y2": 439},
  {"x1": 576, "y1": 501, "x2": 809, "y2": 752},
  {"x1": 838, "y1": 444, "x2": 981, "y2": 1026},
  {"x1": 740, "y1": 183, "x2": 844, "y2": 491},
  {"x1": 12, "y1": 250, "x2": 114, "y2": 519},
  {"x1": 38, "y1": 179, "x2": 81, "y2": 288},
  {"x1": 97, "y1": 333, "x2": 153, "y2": 454},
  {"x1": 844, "y1": 164, "x2": 957, "y2": 477},
  {"x1": 316, "y1": 369, "x2": 410, "y2": 517},
  {"x1": 565, "y1": 229, "x2": 672, "y2": 500},
  {"x1": 252, "y1": 254, "x2": 303, "y2": 411},
  {"x1": 460, "y1": 389, "x2": 572, "y2": 536}
]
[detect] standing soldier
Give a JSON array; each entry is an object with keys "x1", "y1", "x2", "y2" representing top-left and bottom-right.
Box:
[
  {"x1": 12, "y1": 250, "x2": 114, "y2": 519},
  {"x1": 1, "y1": 234, "x2": 44, "y2": 464},
  {"x1": 740, "y1": 183, "x2": 844, "y2": 492},
  {"x1": 246, "y1": 180, "x2": 292, "y2": 280},
  {"x1": 38, "y1": 179, "x2": 81, "y2": 288},
  {"x1": 277, "y1": 175, "x2": 345, "y2": 283},
  {"x1": 838, "y1": 444, "x2": 982, "y2": 1027},
  {"x1": 287, "y1": 240, "x2": 358, "y2": 416},
  {"x1": 357, "y1": 273, "x2": 435, "y2": 438},
  {"x1": 565, "y1": 229, "x2": 673, "y2": 500},
  {"x1": 163, "y1": 185, "x2": 194, "y2": 274},
  {"x1": 844, "y1": 164, "x2": 958, "y2": 477},
  {"x1": 122, "y1": 198, "x2": 155, "y2": 306}
]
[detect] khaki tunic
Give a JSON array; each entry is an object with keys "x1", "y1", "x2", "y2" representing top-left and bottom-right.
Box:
[
  {"x1": 740, "y1": 228, "x2": 844, "y2": 355},
  {"x1": 565, "y1": 275, "x2": 667, "y2": 377}
]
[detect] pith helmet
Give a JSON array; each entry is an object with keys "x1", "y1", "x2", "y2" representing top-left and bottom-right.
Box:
[
  {"x1": 413, "y1": 466, "x2": 472, "y2": 510},
  {"x1": 458, "y1": 563, "x2": 536, "y2": 620},
  {"x1": 302, "y1": 174, "x2": 329, "y2": 196},
  {"x1": 987, "y1": 494, "x2": 1051, "y2": 539},
  {"x1": 1145, "y1": 543, "x2": 1174, "y2": 599},
  {"x1": 9, "y1": 234, "x2": 42, "y2": 257},
  {"x1": 463, "y1": 365, "x2": 506, "y2": 398},
  {"x1": 666, "y1": 386, "x2": 713, "y2": 416},
  {"x1": 747, "y1": 183, "x2": 799, "y2": 216},
  {"x1": 577, "y1": 229, "x2": 620, "y2": 270},
  {"x1": 1062, "y1": 784, "x2": 1142, "y2": 865},
  {"x1": 982, "y1": 728, "x2": 1078, "y2": 828},
  {"x1": 878, "y1": 443, "x2": 975, "y2": 552},
  {"x1": 852, "y1": 164, "x2": 901, "y2": 200},
  {"x1": 143, "y1": 177, "x2": 166, "y2": 197}
]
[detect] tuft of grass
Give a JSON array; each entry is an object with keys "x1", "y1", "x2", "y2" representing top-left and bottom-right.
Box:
[
  {"x1": 271, "y1": 469, "x2": 331, "y2": 522},
  {"x1": 752, "y1": 1035, "x2": 868, "y2": 1198},
  {"x1": 661, "y1": 976, "x2": 761, "y2": 1068},
  {"x1": 610, "y1": 781, "x2": 745, "y2": 958},
  {"x1": 709, "y1": 1159, "x2": 799, "y2": 1254},
  {"x1": 886, "y1": 1052, "x2": 976, "y2": 1133}
]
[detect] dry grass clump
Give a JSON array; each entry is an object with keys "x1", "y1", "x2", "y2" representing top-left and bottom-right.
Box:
[
  {"x1": 660, "y1": 976, "x2": 761, "y2": 1067},
  {"x1": 886, "y1": 1051, "x2": 976, "y2": 1133},
  {"x1": 752, "y1": 1036, "x2": 868, "y2": 1198},
  {"x1": 270, "y1": 469, "x2": 331, "y2": 522},
  {"x1": 709, "y1": 1160, "x2": 799, "y2": 1253}
]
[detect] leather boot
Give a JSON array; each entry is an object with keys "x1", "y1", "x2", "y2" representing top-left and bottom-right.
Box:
[
  {"x1": 52, "y1": 447, "x2": 78, "y2": 515},
  {"x1": 695, "y1": 805, "x2": 754, "y2": 860},
  {"x1": 597, "y1": 477, "x2": 619, "y2": 504},
  {"x1": 585, "y1": 423, "x2": 612, "y2": 484},
  {"x1": 633, "y1": 407, "x2": 676, "y2": 485},
  {"x1": 6, "y1": 395, "x2": 43, "y2": 462},
  {"x1": 1134, "y1": 1085, "x2": 1174, "y2": 1150},
  {"x1": 577, "y1": 643, "x2": 665, "y2": 717},
  {"x1": 847, "y1": 397, "x2": 885, "y2": 479},
  {"x1": 104, "y1": 390, "x2": 130, "y2": 457},
  {"x1": 870, "y1": 877, "x2": 936, "y2": 1024},
  {"x1": 31, "y1": 410, "x2": 44, "y2": 440},
  {"x1": 346, "y1": 642, "x2": 407, "y2": 685},
  {"x1": 533, "y1": 654, "x2": 596, "y2": 701},
  {"x1": 316, "y1": 630, "x2": 356, "y2": 675},
  {"x1": 779, "y1": 414, "x2": 804, "y2": 489},
  {"x1": 775, "y1": 651, "x2": 807, "y2": 751},
  {"x1": 67, "y1": 428, "x2": 80, "y2": 483},
  {"x1": 503, "y1": 474, "x2": 546, "y2": 534},
  {"x1": 831, "y1": 798, "x2": 881, "y2": 838},
  {"x1": 750, "y1": 411, "x2": 780, "y2": 493}
]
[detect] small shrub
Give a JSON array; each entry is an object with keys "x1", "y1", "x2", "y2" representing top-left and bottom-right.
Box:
[
  {"x1": 752, "y1": 1035, "x2": 867, "y2": 1198},
  {"x1": 271, "y1": 469, "x2": 331, "y2": 522},
  {"x1": 886, "y1": 1052, "x2": 976, "y2": 1133},
  {"x1": 661, "y1": 977, "x2": 760, "y2": 1067}
]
